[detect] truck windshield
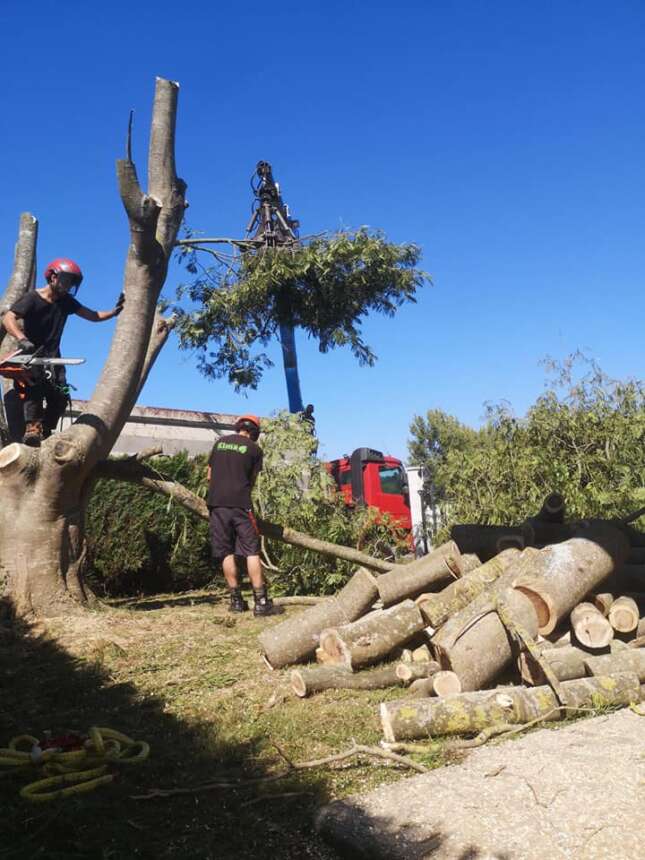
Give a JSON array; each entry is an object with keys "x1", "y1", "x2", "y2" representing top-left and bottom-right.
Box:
[{"x1": 379, "y1": 466, "x2": 405, "y2": 495}]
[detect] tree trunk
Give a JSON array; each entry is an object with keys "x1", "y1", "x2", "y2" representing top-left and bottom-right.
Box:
[
  {"x1": 570, "y1": 602, "x2": 614, "y2": 649},
  {"x1": 375, "y1": 541, "x2": 462, "y2": 607},
  {"x1": 291, "y1": 662, "x2": 405, "y2": 697},
  {"x1": 1, "y1": 79, "x2": 186, "y2": 618},
  {"x1": 518, "y1": 644, "x2": 590, "y2": 685},
  {"x1": 318, "y1": 600, "x2": 425, "y2": 670},
  {"x1": 608, "y1": 596, "x2": 640, "y2": 633},
  {"x1": 432, "y1": 586, "x2": 539, "y2": 691},
  {"x1": 257, "y1": 567, "x2": 378, "y2": 669},
  {"x1": 380, "y1": 672, "x2": 640, "y2": 741},
  {"x1": 416, "y1": 548, "x2": 520, "y2": 628},
  {"x1": 583, "y1": 649, "x2": 645, "y2": 682}
]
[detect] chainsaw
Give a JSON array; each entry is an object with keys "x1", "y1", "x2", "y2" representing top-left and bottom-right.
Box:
[{"x1": 0, "y1": 349, "x2": 86, "y2": 386}]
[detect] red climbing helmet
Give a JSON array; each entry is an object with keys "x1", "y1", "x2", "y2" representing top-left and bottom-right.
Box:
[
  {"x1": 235, "y1": 414, "x2": 261, "y2": 440},
  {"x1": 44, "y1": 258, "x2": 83, "y2": 287}
]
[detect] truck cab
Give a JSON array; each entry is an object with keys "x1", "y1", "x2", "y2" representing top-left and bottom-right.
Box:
[{"x1": 327, "y1": 447, "x2": 413, "y2": 536}]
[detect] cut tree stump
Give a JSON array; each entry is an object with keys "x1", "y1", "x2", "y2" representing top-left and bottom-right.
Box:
[
  {"x1": 376, "y1": 541, "x2": 463, "y2": 607},
  {"x1": 518, "y1": 644, "x2": 589, "y2": 685},
  {"x1": 380, "y1": 672, "x2": 640, "y2": 741},
  {"x1": 291, "y1": 662, "x2": 405, "y2": 697},
  {"x1": 416, "y1": 548, "x2": 520, "y2": 628},
  {"x1": 570, "y1": 602, "x2": 614, "y2": 649},
  {"x1": 432, "y1": 586, "x2": 540, "y2": 691},
  {"x1": 583, "y1": 648, "x2": 645, "y2": 682},
  {"x1": 608, "y1": 596, "x2": 640, "y2": 633},
  {"x1": 318, "y1": 600, "x2": 425, "y2": 670},
  {"x1": 257, "y1": 567, "x2": 378, "y2": 669}
]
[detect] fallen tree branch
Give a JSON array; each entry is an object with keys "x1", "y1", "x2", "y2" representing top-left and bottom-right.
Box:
[
  {"x1": 93, "y1": 456, "x2": 398, "y2": 572},
  {"x1": 132, "y1": 741, "x2": 428, "y2": 800}
]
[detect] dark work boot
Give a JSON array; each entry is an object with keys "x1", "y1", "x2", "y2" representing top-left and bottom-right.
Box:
[
  {"x1": 23, "y1": 421, "x2": 44, "y2": 447},
  {"x1": 228, "y1": 588, "x2": 248, "y2": 613},
  {"x1": 253, "y1": 587, "x2": 274, "y2": 617}
]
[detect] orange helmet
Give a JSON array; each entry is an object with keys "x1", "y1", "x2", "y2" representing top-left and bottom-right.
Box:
[{"x1": 235, "y1": 414, "x2": 261, "y2": 440}]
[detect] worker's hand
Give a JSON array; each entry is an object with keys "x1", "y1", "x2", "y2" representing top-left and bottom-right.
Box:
[
  {"x1": 114, "y1": 293, "x2": 125, "y2": 316},
  {"x1": 17, "y1": 338, "x2": 36, "y2": 353}
]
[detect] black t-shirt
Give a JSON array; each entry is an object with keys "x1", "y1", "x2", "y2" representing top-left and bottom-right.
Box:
[
  {"x1": 10, "y1": 291, "x2": 81, "y2": 357},
  {"x1": 207, "y1": 433, "x2": 263, "y2": 509}
]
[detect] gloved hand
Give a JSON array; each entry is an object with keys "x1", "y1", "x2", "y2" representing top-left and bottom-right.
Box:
[
  {"x1": 114, "y1": 292, "x2": 125, "y2": 315},
  {"x1": 17, "y1": 338, "x2": 36, "y2": 353}
]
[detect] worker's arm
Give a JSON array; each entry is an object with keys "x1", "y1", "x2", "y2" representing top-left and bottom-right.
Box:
[
  {"x1": 1, "y1": 311, "x2": 34, "y2": 351},
  {"x1": 75, "y1": 293, "x2": 125, "y2": 323}
]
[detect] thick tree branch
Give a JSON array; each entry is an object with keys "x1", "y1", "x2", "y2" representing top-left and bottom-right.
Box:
[
  {"x1": 71, "y1": 78, "x2": 186, "y2": 466},
  {"x1": 137, "y1": 311, "x2": 176, "y2": 399},
  {"x1": 0, "y1": 213, "x2": 38, "y2": 349},
  {"x1": 92, "y1": 456, "x2": 398, "y2": 572}
]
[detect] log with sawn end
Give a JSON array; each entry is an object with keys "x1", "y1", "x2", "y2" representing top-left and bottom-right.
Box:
[
  {"x1": 291, "y1": 662, "x2": 406, "y2": 698},
  {"x1": 258, "y1": 567, "x2": 378, "y2": 669},
  {"x1": 375, "y1": 541, "x2": 463, "y2": 607},
  {"x1": 318, "y1": 600, "x2": 426, "y2": 671},
  {"x1": 518, "y1": 644, "x2": 590, "y2": 685},
  {"x1": 380, "y1": 672, "x2": 641, "y2": 741},
  {"x1": 408, "y1": 671, "x2": 462, "y2": 698},
  {"x1": 608, "y1": 596, "x2": 640, "y2": 633},
  {"x1": 570, "y1": 602, "x2": 614, "y2": 649},
  {"x1": 583, "y1": 648, "x2": 645, "y2": 682}
]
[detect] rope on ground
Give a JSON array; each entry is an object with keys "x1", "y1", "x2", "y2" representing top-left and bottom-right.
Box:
[{"x1": 0, "y1": 726, "x2": 149, "y2": 802}]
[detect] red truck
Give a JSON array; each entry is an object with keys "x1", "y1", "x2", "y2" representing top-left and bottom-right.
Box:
[{"x1": 327, "y1": 447, "x2": 413, "y2": 537}]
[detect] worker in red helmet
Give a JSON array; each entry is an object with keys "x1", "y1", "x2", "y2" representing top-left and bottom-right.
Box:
[
  {"x1": 1, "y1": 258, "x2": 125, "y2": 446},
  {"x1": 206, "y1": 414, "x2": 274, "y2": 616}
]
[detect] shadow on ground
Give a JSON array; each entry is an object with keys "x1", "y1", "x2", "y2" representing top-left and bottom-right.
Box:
[{"x1": 0, "y1": 598, "x2": 335, "y2": 860}]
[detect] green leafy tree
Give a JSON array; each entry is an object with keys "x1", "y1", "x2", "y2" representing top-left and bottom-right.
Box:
[
  {"x1": 408, "y1": 354, "x2": 645, "y2": 540},
  {"x1": 173, "y1": 228, "x2": 429, "y2": 390}
]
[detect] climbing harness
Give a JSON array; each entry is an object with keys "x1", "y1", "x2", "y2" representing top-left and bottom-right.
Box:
[{"x1": 0, "y1": 726, "x2": 150, "y2": 802}]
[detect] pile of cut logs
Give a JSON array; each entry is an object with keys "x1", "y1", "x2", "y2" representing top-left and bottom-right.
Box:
[{"x1": 258, "y1": 494, "x2": 645, "y2": 742}]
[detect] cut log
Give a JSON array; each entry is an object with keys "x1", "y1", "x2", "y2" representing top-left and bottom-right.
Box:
[
  {"x1": 376, "y1": 541, "x2": 463, "y2": 607},
  {"x1": 509, "y1": 524, "x2": 630, "y2": 635},
  {"x1": 432, "y1": 587, "x2": 539, "y2": 691},
  {"x1": 592, "y1": 593, "x2": 614, "y2": 616},
  {"x1": 518, "y1": 644, "x2": 589, "y2": 685},
  {"x1": 461, "y1": 553, "x2": 481, "y2": 573},
  {"x1": 395, "y1": 661, "x2": 440, "y2": 682},
  {"x1": 417, "y1": 548, "x2": 521, "y2": 628},
  {"x1": 408, "y1": 671, "x2": 461, "y2": 698},
  {"x1": 319, "y1": 600, "x2": 425, "y2": 670},
  {"x1": 570, "y1": 602, "x2": 614, "y2": 649},
  {"x1": 411, "y1": 645, "x2": 431, "y2": 662},
  {"x1": 380, "y1": 672, "x2": 641, "y2": 741},
  {"x1": 257, "y1": 567, "x2": 378, "y2": 669},
  {"x1": 608, "y1": 596, "x2": 639, "y2": 633},
  {"x1": 291, "y1": 662, "x2": 406, "y2": 697},
  {"x1": 583, "y1": 648, "x2": 645, "y2": 682}
]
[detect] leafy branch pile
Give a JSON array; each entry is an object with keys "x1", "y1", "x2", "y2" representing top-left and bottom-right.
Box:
[{"x1": 172, "y1": 228, "x2": 429, "y2": 390}]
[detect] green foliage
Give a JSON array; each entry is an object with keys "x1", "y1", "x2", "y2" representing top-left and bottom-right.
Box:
[
  {"x1": 87, "y1": 413, "x2": 407, "y2": 597},
  {"x1": 173, "y1": 228, "x2": 429, "y2": 391},
  {"x1": 408, "y1": 354, "x2": 645, "y2": 540}
]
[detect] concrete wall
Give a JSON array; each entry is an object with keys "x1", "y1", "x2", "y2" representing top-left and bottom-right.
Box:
[{"x1": 62, "y1": 400, "x2": 245, "y2": 457}]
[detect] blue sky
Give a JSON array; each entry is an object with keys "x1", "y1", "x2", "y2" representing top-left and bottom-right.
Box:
[{"x1": 1, "y1": 1, "x2": 644, "y2": 462}]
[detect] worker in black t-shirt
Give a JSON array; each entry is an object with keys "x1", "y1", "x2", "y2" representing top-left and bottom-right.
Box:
[
  {"x1": 2, "y1": 258, "x2": 124, "y2": 446},
  {"x1": 207, "y1": 414, "x2": 274, "y2": 615}
]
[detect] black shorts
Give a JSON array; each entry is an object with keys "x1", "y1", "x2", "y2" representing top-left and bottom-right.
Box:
[{"x1": 209, "y1": 507, "x2": 260, "y2": 559}]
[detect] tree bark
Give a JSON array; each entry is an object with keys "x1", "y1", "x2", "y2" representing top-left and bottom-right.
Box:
[
  {"x1": 318, "y1": 600, "x2": 426, "y2": 670},
  {"x1": 375, "y1": 541, "x2": 462, "y2": 607},
  {"x1": 583, "y1": 648, "x2": 645, "y2": 682},
  {"x1": 570, "y1": 602, "x2": 614, "y2": 649},
  {"x1": 518, "y1": 644, "x2": 590, "y2": 685},
  {"x1": 1, "y1": 79, "x2": 186, "y2": 617},
  {"x1": 608, "y1": 596, "x2": 640, "y2": 633},
  {"x1": 257, "y1": 567, "x2": 378, "y2": 669},
  {"x1": 461, "y1": 553, "x2": 481, "y2": 572},
  {"x1": 291, "y1": 662, "x2": 405, "y2": 697},
  {"x1": 380, "y1": 672, "x2": 640, "y2": 741},
  {"x1": 395, "y1": 661, "x2": 440, "y2": 682},
  {"x1": 416, "y1": 548, "x2": 520, "y2": 628},
  {"x1": 432, "y1": 586, "x2": 539, "y2": 691}
]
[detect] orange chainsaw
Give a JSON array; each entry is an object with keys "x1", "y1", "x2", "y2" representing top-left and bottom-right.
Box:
[{"x1": 0, "y1": 349, "x2": 85, "y2": 398}]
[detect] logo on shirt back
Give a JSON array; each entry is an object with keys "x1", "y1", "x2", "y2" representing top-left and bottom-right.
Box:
[{"x1": 217, "y1": 441, "x2": 248, "y2": 454}]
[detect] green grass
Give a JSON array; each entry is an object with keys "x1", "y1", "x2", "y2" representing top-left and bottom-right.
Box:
[{"x1": 0, "y1": 592, "x2": 447, "y2": 860}]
